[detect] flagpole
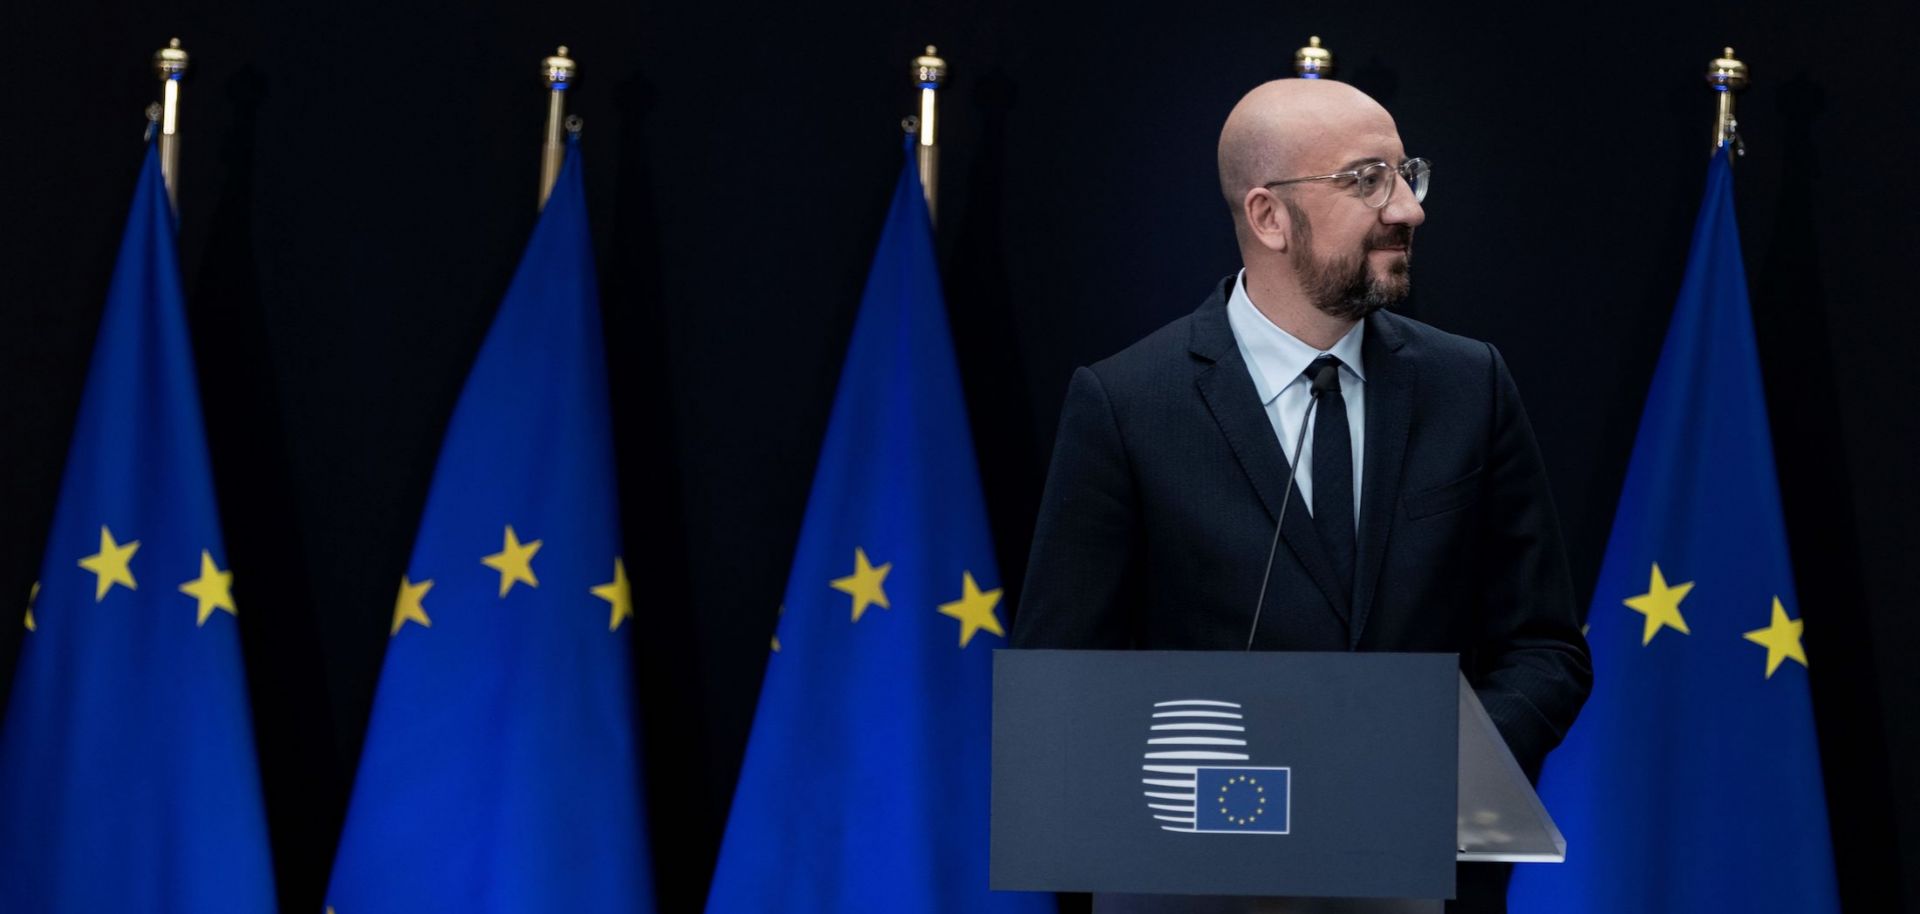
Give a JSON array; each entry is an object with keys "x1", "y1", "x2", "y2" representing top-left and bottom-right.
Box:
[
  {"x1": 1706, "y1": 47, "x2": 1748, "y2": 158},
  {"x1": 910, "y1": 46, "x2": 945, "y2": 224},
  {"x1": 1293, "y1": 36, "x2": 1333, "y2": 78},
  {"x1": 539, "y1": 46, "x2": 576, "y2": 210},
  {"x1": 152, "y1": 38, "x2": 188, "y2": 211}
]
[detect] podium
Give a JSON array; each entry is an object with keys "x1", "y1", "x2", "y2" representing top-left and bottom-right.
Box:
[{"x1": 990, "y1": 651, "x2": 1563, "y2": 912}]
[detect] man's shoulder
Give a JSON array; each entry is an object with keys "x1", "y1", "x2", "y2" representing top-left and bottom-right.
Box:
[
  {"x1": 1374, "y1": 311, "x2": 1530, "y2": 417},
  {"x1": 1087, "y1": 311, "x2": 1200, "y2": 383},
  {"x1": 1374, "y1": 309, "x2": 1497, "y2": 374},
  {"x1": 1080, "y1": 275, "x2": 1233, "y2": 392}
]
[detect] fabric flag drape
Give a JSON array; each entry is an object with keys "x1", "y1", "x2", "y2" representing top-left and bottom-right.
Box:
[
  {"x1": 705, "y1": 140, "x2": 1053, "y2": 913},
  {"x1": 0, "y1": 143, "x2": 277, "y2": 911},
  {"x1": 1508, "y1": 148, "x2": 1840, "y2": 912},
  {"x1": 326, "y1": 139, "x2": 654, "y2": 913}
]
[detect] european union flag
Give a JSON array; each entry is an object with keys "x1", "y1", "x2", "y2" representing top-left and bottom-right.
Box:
[
  {"x1": 705, "y1": 141, "x2": 1052, "y2": 914},
  {"x1": 0, "y1": 142, "x2": 276, "y2": 910},
  {"x1": 326, "y1": 138, "x2": 654, "y2": 912},
  {"x1": 1509, "y1": 149, "x2": 1839, "y2": 912},
  {"x1": 1192, "y1": 768, "x2": 1291, "y2": 834}
]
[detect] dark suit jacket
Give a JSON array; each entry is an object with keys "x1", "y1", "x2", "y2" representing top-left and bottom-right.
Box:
[{"x1": 1013, "y1": 278, "x2": 1591, "y2": 910}]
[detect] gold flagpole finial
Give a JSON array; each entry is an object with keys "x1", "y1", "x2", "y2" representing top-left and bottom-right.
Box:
[
  {"x1": 153, "y1": 38, "x2": 189, "y2": 211},
  {"x1": 1293, "y1": 36, "x2": 1333, "y2": 79},
  {"x1": 1706, "y1": 47, "x2": 1749, "y2": 159},
  {"x1": 910, "y1": 45, "x2": 946, "y2": 224},
  {"x1": 539, "y1": 46, "x2": 577, "y2": 209}
]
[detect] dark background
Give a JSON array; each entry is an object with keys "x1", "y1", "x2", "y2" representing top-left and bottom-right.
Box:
[{"x1": 3, "y1": 0, "x2": 1915, "y2": 909}]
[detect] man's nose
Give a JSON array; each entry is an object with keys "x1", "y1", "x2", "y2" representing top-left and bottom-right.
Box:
[{"x1": 1381, "y1": 174, "x2": 1425, "y2": 227}]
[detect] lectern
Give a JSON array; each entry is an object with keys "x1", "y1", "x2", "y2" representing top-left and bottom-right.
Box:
[{"x1": 990, "y1": 651, "x2": 1562, "y2": 913}]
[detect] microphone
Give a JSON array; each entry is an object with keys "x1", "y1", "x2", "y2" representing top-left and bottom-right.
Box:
[{"x1": 1245, "y1": 383, "x2": 1321, "y2": 650}]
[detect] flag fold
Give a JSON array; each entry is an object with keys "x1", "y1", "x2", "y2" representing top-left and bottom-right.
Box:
[
  {"x1": 326, "y1": 140, "x2": 654, "y2": 914},
  {"x1": 1509, "y1": 148, "x2": 1839, "y2": 913},
  {"x1": 705, "y1": 140, "x2": 1052, "y2": 914},
  {"x1": 0, "y1": 143, "x2": 277, "y2": 912}
]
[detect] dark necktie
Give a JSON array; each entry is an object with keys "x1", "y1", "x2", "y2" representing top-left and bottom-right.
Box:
[{"x1": 1307, "y1": 355, "x2": 1356, "y2": 601}]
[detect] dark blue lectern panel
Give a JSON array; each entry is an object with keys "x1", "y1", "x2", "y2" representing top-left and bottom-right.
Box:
[{"x1": 992, "y1": 651, "x2": 1457, "y2": 899}]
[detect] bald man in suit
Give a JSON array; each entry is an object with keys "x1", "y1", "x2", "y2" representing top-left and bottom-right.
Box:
[{"x1": 1012, "y1": 79, "x2": 1592, "y2": 914}]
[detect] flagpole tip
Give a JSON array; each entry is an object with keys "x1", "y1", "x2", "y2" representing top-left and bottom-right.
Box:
[
  {"x1": 543, "y1": 46, "x2": 576, "y2": 89},
  {"x1": 909, "y1": 45, "x2": 946, "y2": 221},
  {"x1": 913, "y1": 46, "x2": 946, "y2": 88},
  {"x1": 1294, "y1": 36, "x2": 1333, "y2": 78},
  {"x1": 1706, "y1": 48, "x2": 1748, "y2": 91},
  {"x1": 1706, "y1": 47, "x2": 1748, "y2": 158},
  {"x1": 539, "y1": 46, "x2": 577, "y2": 207},
  {"x1": 153, "y1": 38, "x2": 188, "y2": 78}
]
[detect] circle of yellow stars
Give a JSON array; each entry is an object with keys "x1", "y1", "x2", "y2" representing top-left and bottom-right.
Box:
[
  {"x1": 23, "y1": 522, "x2": 634, "y2": 640},
  {"x1": 1217, "y1": 774, "x2": 1269, "y2": 826},
  {"x1": 799, "y1": 546, "x2": 1005, "y2": 650},
  {"x1": 23, "y1": 525, "x2": 240, "y2": 633},
  {"x1": 1622, "y1": 562, "x2": 1809, "y2": 679},
  {"x1": 37, "y1": 522, "x2": 628, "y2": 639},
  {"x1": 387, "y1": 524, "x2": 632, "y2": 638}
]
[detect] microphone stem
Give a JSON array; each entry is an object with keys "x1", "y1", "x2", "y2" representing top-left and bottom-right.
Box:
[{"x1": 1246, "y1": 390, "x2": 1319, "y2": 650}]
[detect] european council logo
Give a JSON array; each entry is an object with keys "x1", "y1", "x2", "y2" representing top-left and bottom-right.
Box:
[{"x1": 1142, "y1": 700, "x2": 1291, "y2": 835}]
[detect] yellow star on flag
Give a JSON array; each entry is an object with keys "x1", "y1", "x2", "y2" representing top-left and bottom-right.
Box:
[
  {"x1": 25, "y1": 581, "x2": 38, "y2": 632},
  {"x1": 1624, "y1": 562, "x2": 1692, "y2": 646},
  {"x1": 78, "y1": 525, "x2": 140, "y2": 601},
  {"x1": 1743, "y1": 596, "x2": 1808, "y2": 678},
  {"x1": 392, "y1": 576, "x2": 433, "y2": 635},
  {"x1": 481, "y1": 524, "x2": 543, "y2": 597},
  {"x1": 179, "y1": 550, "x2": 237, "y2": 626},
  {"x1": 938, "y1": 570, "x2": 1006, "y2": 649},
  {"x1": 592, "y1": 557, "x2": 633, "y2": 632},
  {"x1": 830, "y1": 547, "x2": 891, "y2": 622}
]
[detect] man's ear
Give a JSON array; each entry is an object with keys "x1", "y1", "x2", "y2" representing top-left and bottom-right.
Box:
[{"x1": 1242, "y1": 187, "x2": 1291, "y2": 254}]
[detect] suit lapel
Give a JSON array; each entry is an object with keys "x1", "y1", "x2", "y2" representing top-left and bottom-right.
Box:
[
  {"x1": 1189, "y1": 288, "x2": 1351, "y2": 632},
  {"x1": 1349, "y1": 311, "x2": 1415, "y2": 647}
]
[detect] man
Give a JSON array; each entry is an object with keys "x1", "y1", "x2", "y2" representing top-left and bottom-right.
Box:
[{"x1": 1011, "y1": 79, "x2": 1591, "y2": 913}]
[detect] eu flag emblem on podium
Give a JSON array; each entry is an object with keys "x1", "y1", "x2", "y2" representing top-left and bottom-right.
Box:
[
  {"x1": 0, "y1": 142, "x2": 277, "y2": 911},
  {"x1": 326, "y1": 139, "x2": 654, "y2": 913},
  {"x1": 1509, "y1": 149, "x2": 1840, "y2": 912},
  {"x1": 705, "y1": 140, "x2": 1053, "y2": 913},
  {"x1": 1193, "y1": 768, "x2": 1291, "y2": 834}
]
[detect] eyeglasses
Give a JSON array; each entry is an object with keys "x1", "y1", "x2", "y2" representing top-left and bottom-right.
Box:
[{"x1": 1264, "y1": 157, "x2": 1431, "y2": 209}]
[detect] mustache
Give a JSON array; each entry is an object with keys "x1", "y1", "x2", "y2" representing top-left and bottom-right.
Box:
[{"x1": 1366, "y1": 225, "x2": 1414, "y2": 251}]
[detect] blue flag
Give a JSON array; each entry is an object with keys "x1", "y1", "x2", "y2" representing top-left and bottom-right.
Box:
[
  {"x1": 0, "y1": 143, "x2": 277, "y2": 911},
  {"x1": 326, "y1": 139, "x2": 654, "y2": 913},
  {"x1": 1192, "y1": 768, "x2": 1292, "y2": 834},
  {"x1": 1509, "y1": 149, "x2": 1839, "y2": 912},
  {"x1": 705, "y1": 142, "x2": 1052, "y2": 914}
]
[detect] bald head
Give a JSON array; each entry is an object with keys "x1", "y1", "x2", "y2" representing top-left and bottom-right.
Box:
[{"x1": 1217, "y1": 80, "x2": 1400, "y2": 224}]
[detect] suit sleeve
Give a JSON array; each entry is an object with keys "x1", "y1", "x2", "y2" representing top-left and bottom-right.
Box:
[
  {"x1": 1469, "y1": 343, "x2": 1594, "y2": 776},
  {"x1": 1011, "y1": 366, "x2": 1141, "y2": 649}
]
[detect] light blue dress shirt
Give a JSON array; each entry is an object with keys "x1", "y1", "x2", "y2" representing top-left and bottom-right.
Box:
[{"x1": 1225, "y1": 270, "x2": 1366, "y2": 524}]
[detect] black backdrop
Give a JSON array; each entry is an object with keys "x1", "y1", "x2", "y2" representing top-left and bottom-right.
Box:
[{"x1": 4, "y1": 0, "x2": 1916, "y2": 909}]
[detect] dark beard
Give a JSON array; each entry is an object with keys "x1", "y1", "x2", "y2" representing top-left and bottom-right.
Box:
[{"x1": 1286, "y1": 199, "x2": 1413, "y2": 321}]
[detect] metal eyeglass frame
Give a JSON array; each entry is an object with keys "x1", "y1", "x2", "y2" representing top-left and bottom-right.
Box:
[{"x1": 1263, "y1": 157, "x2": 1431, "y2": 209}]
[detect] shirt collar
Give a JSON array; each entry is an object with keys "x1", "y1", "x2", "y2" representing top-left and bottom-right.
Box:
[{"x1": 1226, "y1": 269, "x2": 1367, "y2": 406}]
